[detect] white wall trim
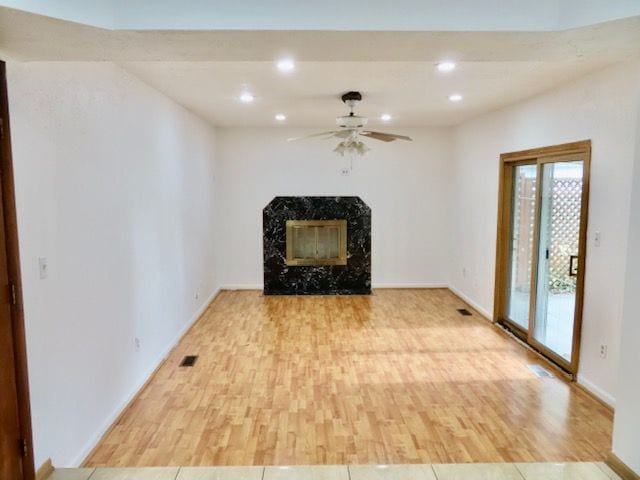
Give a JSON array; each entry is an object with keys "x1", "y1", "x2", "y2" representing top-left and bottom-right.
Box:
[
  {"x1": 373, "y1": 283, "x2": 448, "y2": 289},
  {"x1": 68, "y1": 285, "x2": 222, "y2": 467},
  {"x1": 221, "y1": 283, "x2": 449, "y2": 291},
  {"x1": 577, "y1": 374, "x2": 616, "y2": 409},
  {"x1": 447, "y1": 285, "x2": 493, "y2": 321},
  {"x1": 221, "y1": 284, "x2": 263, "y2": 290}
]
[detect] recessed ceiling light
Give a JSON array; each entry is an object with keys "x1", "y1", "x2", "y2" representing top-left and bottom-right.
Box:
[
  {"x1": 380, "y1": 114, "x2": 392, "y2": 122},
  {"x1": 277, "y1": 58, "x2": 295, "y2": 72},
  {"x1": 437, "y1": 61, "x2": 457, "y2": 72},
  {"x1": 275, "y1": 113, "x2": 286, "y2": 121},
  {"x1": 448, "y1": 93, "x2": 463, "y2": 102},
  {"x1": 239, "y1": 92, "x2": 255, "y2": 103}
]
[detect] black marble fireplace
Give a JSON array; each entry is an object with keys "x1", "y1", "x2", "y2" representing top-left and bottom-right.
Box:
[{"x1": 263, "y1": 196, "x2": 371, "y2": 295}]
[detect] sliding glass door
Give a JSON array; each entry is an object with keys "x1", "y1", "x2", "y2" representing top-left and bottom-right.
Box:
[
  {"x1": 495, "y1": 143, "x2": 590, "y2": 374},
  {"x1": 506, "y1": 163, "x2": 537, "y2": 331},
  {"x1": 532, "y1": 160, "x2": 584, "y2": 361}
]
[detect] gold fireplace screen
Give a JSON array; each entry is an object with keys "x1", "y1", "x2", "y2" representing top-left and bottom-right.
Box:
[{"x1": 286, "y1": 220, "x2": 347, "y2": 266}]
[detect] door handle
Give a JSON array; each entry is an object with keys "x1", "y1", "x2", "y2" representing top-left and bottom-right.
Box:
[{"x1": 569, "y1": 255, "x2": 579, "y2": 277}]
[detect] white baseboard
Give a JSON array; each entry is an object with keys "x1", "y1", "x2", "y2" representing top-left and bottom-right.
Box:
[
  {"x1": 221, "y1": 283, "x2": 448, "y2": 291},
  {"x1": 70, "y1": 286, "x2": 221, "y2": 467},
  {"x1": 373, "y1": 283, "x2": 447, "y2": 289},
  {"x1": 577, "y1": 374, "x2": 616, "y2": 409},
  {"x1": 221, "y1": 284, "x2": 263, "y2": 290},
  {"x1": 447, "y1": 285, "x2": 493, "y2": 321}
]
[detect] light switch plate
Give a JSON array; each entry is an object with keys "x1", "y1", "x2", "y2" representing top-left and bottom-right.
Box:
[{"x1": 38, "y1": 257, "x2": 48, "y2": 279}]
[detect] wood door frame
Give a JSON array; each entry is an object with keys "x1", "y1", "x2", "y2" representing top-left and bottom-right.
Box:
[
  {"x1": 1, "y1": 60, "x2": 35, "y2": 480},
  {"x1": 493, "y1": 140, "x2": 591, "y2": 375}
]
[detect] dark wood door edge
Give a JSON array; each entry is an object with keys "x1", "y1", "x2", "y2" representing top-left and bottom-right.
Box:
[{"x1": 1, "y1": 61, "x2": 35, "y2": 480}]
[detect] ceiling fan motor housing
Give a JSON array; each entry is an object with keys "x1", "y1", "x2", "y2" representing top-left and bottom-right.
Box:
[
  {"x1": 336, "y1": 115, "x2": 368, "y2": 128},
  {"x1": 339, "y1": 91, "x2": 366, "y2": 127},
  {"x1": 341, "y1": 91, "x2": 362, "y2": 103},
  {"x1": 341, "y1": 91, "x2": 363, "y2": 110}
]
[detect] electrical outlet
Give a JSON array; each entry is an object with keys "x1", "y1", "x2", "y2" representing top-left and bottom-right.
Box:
[
  {"x1": 599, "y1": 344, "x2": 607, "y2": 359},
  {"x1": 341, "y1": 167, "x2": 351, "y2": 176},
  {"x1": 134, "y1": 337, "x2": 141, "y2": 352}
]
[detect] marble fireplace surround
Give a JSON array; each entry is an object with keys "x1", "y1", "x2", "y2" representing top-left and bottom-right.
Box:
[{"x1": 263, "y1": 196, "x2": 372, "y2": 295}]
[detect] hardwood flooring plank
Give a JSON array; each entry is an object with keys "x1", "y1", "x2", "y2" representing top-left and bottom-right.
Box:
[{"x1": 84, "y1": 289, "x2": 613, "y2": 467}]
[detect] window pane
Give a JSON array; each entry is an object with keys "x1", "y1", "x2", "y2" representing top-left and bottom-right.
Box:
[
  {"x1": 533, "y1": 161, "x2": 583, "y2": 361},
  {"x1": 507, "y1": 164, "x2": 537, "y2": 330}
]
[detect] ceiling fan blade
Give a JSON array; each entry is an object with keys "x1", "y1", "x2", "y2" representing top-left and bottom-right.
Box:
[
  {"x1": 287, "y1": 131, "x2": 342, "y2": 142},
  {"x1": 361, "y1": 131, "x2": 413, "y2": 142}
]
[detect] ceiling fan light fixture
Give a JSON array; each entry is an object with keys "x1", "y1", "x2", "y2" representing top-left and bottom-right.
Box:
[{"x1": 334, "y1": 138, "x2": 370, "y2": 157}]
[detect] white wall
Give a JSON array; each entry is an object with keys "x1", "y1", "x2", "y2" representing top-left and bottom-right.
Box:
[
  {"x1": 611, "y1": 78, "x2": 640, "y2": 475},
  {"x1": 3, "y1": 0, "x2": 640, "y2": 31},
  {"x1": 449, "y1": 62, "x2": 640, "y2": 405},
  {"x1": 559, "y1": 0, "x2": 640, "y2": 28},
  {"x1": 0, "y1": 0, "x2": 566, "y2": 31},
  {"x1": 215, "y1": 127, "x2": 451, "y2": 289},
  {"x1": 7, "y1": 62, "x2": 220, "y2": 467},
  {"x1": 112, "y1": 0, "x2": 559, "y2": 31}
]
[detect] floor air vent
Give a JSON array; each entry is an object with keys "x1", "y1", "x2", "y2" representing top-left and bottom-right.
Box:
[
  {"x1": 180, "y1": 355, "x2": 198, "y2": 367},
  {"x1": 528, "y1": 364, "x2": 554, "y2": 378},
  {"x1": 457, "y1": 308, "x2": 472, "y2": 316}
]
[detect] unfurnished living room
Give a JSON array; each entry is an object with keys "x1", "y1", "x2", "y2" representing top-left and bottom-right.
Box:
[{"x1": 1, "y1": 2, "x2": 640, "y2": 480}]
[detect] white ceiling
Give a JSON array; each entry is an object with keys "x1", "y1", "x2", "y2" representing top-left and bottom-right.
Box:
[
  {"x1": 2, "y1": 7, "x2": 640, "y2": 62},
  {"x1": 1, "y1": 6, "x2": 639, "y2": 127},
  {"x1": 122, "y1": 61, "x2": 611, "y2": 127}
]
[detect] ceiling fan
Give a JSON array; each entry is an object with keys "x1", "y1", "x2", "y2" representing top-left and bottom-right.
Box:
[{"x1": 287, "y1": 91, "x2": 412, "y2": 156}]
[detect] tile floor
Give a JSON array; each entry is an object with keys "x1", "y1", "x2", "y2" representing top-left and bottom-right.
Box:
[{"x1": 47, "y1": 462, "x2": 622, "y2": 480}]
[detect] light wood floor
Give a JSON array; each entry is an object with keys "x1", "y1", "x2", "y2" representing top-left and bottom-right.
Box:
[{"x1": 84, "y1": 289, "x2": 613, "y2": 467}]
